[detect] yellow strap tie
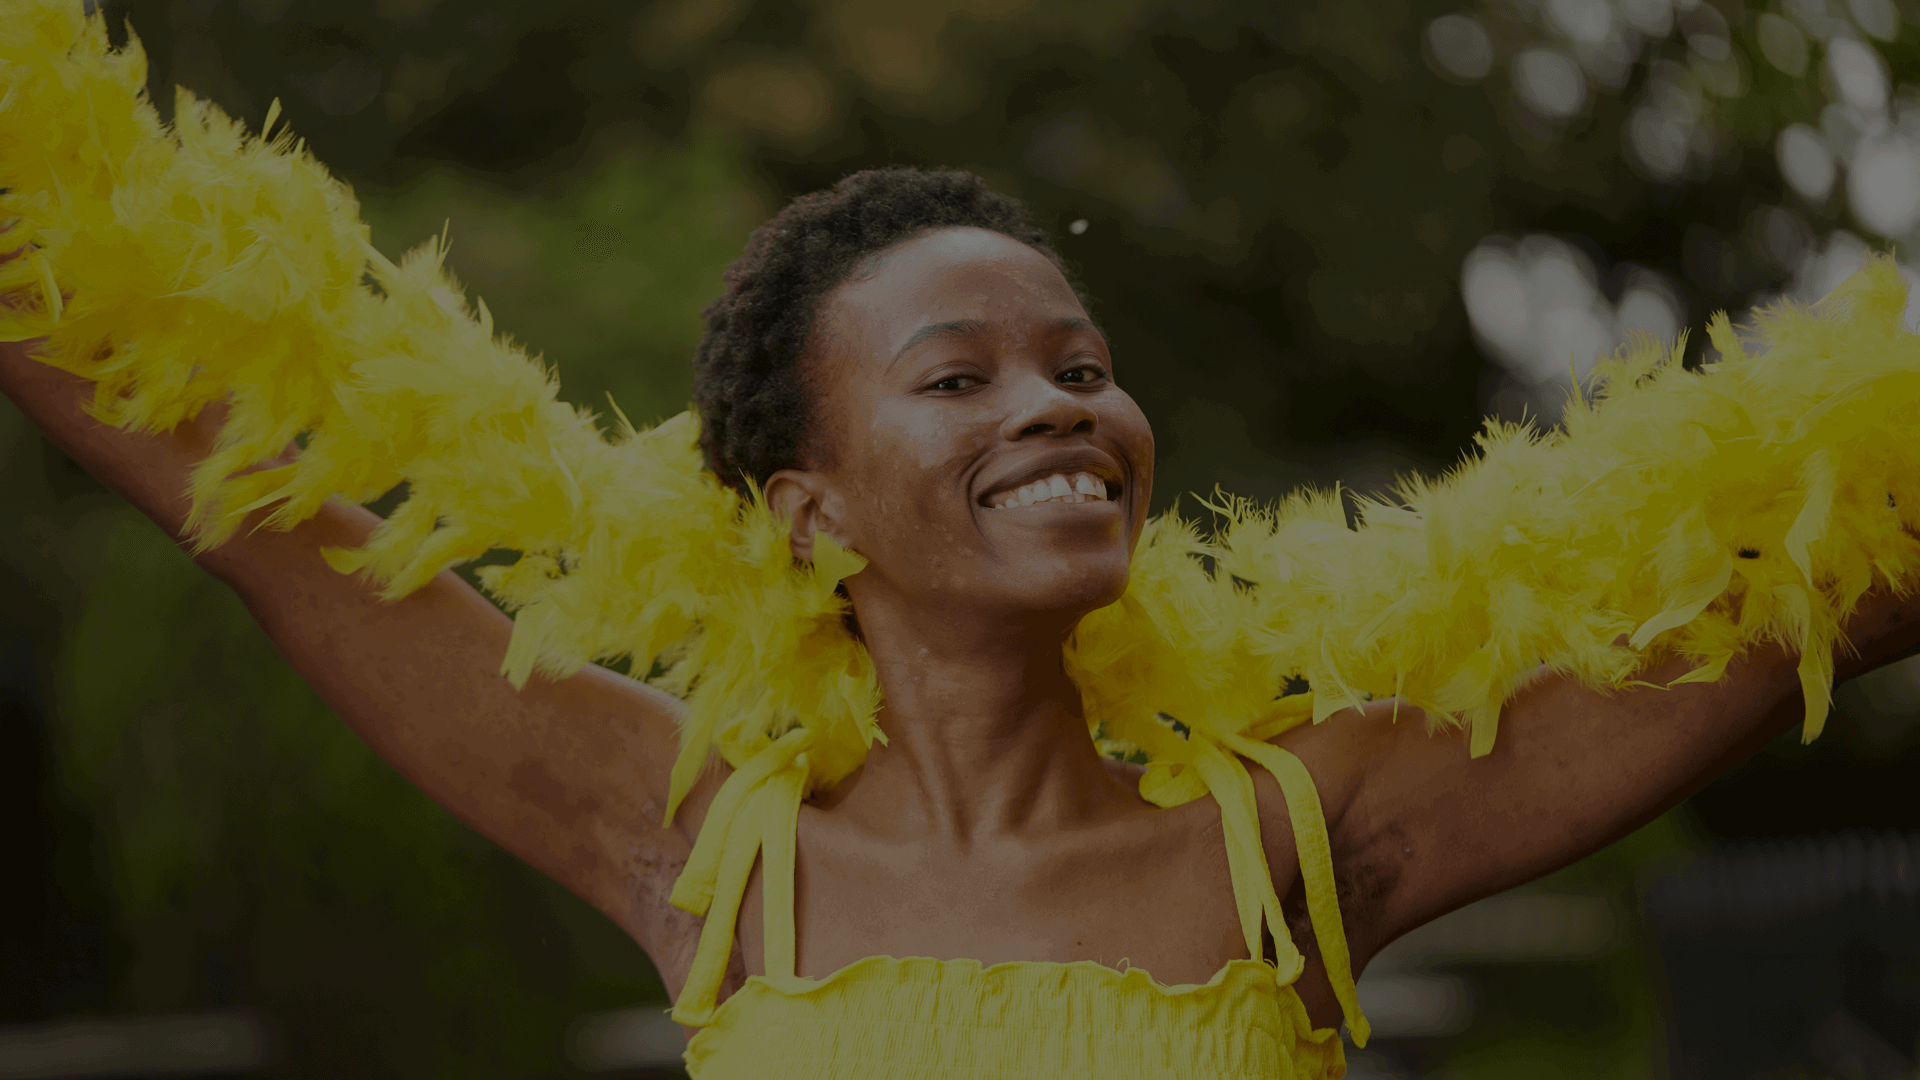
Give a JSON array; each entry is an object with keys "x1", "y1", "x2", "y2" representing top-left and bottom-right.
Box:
[
  {"x1": 1224, "y1": 731, "x2": 1372, "y2": 1046},
  {"x1": 669, "y1": 726, "x2": 813, "y2": 917},
  {"x1": 668, "y1": 728, "x2": 813, "y2": 1025},
  {"x1": 759, "y1": 753, "x2": 808, "y2": 981},
  {"x1": 1189, "y1": 736, "x2": 1291, "y2": 967}
]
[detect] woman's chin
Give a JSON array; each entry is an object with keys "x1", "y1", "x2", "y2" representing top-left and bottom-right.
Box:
[{"x1": 987, "y1": 553, "x2": 1132, "y2": 619}]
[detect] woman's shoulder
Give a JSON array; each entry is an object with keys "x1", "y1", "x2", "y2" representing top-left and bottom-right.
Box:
[{"x1": 1101, "y1": 755, "x2": 1147, "y2": 796}]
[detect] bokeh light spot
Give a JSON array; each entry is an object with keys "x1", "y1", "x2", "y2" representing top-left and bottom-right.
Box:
[
  {"x1": 1846, "y1": 0, "x2": 1899, "y2": 41},
  {"x1": 1620, "y1": 0, "x2": 1674, "y2": 38},
  {"x1": 1688, "y1": 33, "x2": 1730, "y2": 62},
  {"x1": 1757, "y1": 13, "x2": 1809, "y2": 77},
  {"x1": 1427, "y1": 14, "x2": 1494, "y2": 82},
  {"x1": 1513, "y1": 47, "x2": 1587, "y2": 120},
  {"x1": 1755, "y1": 206, "x2": 1815, "y2": 269},
  {"x1": 1461, "y1": 236, "x2": 1681, "y2": 409},
  {"x1": 1848, "y1": 137, "x2": 1920, "y2": 237},
  {"x1": 1628, "y1": 94, "x2": 1693, "y2": 182},
  {"x1": 1617, "y1": 270, "x2": 1681, "y2": 348},
  {"x1": 1827, "y1": 37, "x2": 1889, "y2": 113},
  {"x1": 1547, "y1": 0, "x2": 1614, "y2": 46},
  {"x1": 1777, "y1": 123, "x2": 1837, "y2": 203}
]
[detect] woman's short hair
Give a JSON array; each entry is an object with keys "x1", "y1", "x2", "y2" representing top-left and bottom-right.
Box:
[{"x1": 693, "y1": 166, "x2": 1075, "y2": 492}]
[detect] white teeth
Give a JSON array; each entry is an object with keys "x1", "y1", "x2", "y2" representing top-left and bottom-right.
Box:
[{"x1": 988, "y1": 471, "x2": 1114, "y2": 509}]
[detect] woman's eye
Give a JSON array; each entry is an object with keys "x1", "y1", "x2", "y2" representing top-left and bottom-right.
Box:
[
  {"x1": 932, "y1": 374, "x2": 980, "y2": 391},
  {"x1": 1059, "y1": 365, "x2": 1108, "y2": 384}
]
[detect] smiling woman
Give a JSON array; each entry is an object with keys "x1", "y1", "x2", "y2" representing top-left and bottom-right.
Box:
[
  {"x1": 8, "y1": 5, "x2": 1920, "y2": 1079},
  {"x1": 660, "y1": 190, "x2": 1370, "y2": 1075}
]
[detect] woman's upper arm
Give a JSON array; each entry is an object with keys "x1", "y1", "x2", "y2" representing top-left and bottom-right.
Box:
[
  {"x1": 5, "y1": 338, "x2": 704, "y2": 946},
  {"x1": 1302, "y1": 644, "x2": 1806, "y2": 972},
  {"x1": 206, "y1": 495, "x2": 698, "y2": 940},
  {"x1": 1340, "y1": 582, "x2": 1920, "y2": 960}
]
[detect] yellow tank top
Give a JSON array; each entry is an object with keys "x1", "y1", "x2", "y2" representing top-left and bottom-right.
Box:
[{"x1": 666, "y1": 727, "x2": 1370, "y2": 1079}]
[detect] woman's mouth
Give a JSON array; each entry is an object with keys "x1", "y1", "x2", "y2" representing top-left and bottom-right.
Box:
[{"x1": 984, "y1": 471, "x2": 1115, "y2": 509}]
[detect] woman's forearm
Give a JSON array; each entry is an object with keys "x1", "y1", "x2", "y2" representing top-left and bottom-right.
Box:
[
  {"x1": 1832, "y1": 577, "x2": 1920, "y2": 681},
  {"x1": 0, "y1": 336, "x2": 401, "y2": 620},
  {"x1": 1, "y1": 336, "x2": 207, "y2": 547}
]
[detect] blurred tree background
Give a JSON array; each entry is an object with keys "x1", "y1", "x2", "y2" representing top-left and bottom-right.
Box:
[{"x1": 3, "y1": 0, "x2": 1919, "y2": 1077}]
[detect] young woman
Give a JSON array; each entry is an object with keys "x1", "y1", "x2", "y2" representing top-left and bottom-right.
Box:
[
  {"x1": 8, "y1": 165, "x2": 1920, "y2": 1077},
  {"x1": 5, "y1": 12, "x2": 1920, "y2": 1075}
]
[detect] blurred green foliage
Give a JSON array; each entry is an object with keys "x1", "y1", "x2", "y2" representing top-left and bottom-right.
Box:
[
  {"x1": 5, "y1": 0, "x2": 1920, "y2": 1077},
  {"x1": 63, "y1": 514, "x2": 666, "y2": 1076},
  {"x1": 356, "y1": 137, "x2": 770, "y2": 433},
  {"x1": 1434, "y1": 815, "x2": 1698, "y2": 1080}
]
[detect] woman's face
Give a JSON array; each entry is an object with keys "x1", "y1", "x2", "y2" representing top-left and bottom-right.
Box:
[{"x1": 776, "y1": 226, "x2": 1154, "y2": 624}]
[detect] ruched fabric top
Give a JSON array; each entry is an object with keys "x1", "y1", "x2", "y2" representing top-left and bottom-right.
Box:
[{"x1": 666, "y1": 726, "x2": 1370, "y2": 1079}]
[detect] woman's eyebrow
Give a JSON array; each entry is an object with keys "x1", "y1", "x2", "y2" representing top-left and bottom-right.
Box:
[
  {"x1": 888, "y1": 316, "x2": 1107, "y2": 370},
  {"x1": 888, "y1": 318, "x2": 988, "y2": 369},
  {"x1": 1056, "y1": 315, "x2": 1106, "y2": 340}
]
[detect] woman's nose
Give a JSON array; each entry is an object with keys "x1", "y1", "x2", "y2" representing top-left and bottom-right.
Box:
[{"x1": 1000, "y1": 374, "x2": 1098, "y2": 440}]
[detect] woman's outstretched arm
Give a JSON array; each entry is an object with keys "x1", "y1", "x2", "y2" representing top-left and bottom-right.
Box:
[
  {"x1": 1277, "y1": 580, "x2": 1920, "y2": 1018},
  {"x1": 1, "y1": 335, "x2": 711, "y2": 964}
]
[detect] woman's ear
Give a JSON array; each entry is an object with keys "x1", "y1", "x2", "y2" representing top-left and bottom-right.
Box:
[{"x1": 764, "y1": 469, "x2": 848, "y2": 562}]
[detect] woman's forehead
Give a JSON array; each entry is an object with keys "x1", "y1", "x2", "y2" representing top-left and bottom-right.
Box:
[{"x1": 822, "y1": 227, "x2": 1086, "y2": 357}]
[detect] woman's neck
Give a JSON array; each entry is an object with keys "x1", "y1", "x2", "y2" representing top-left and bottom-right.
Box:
[{"x1": 820, "y1": 595, "x2": 1139, "y2": 849}]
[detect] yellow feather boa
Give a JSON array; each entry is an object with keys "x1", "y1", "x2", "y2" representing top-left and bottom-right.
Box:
[{"x1": 6, "y1": 1, "x2": 1919, "y2": 822}]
